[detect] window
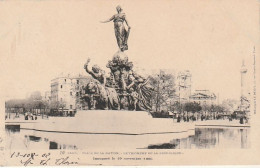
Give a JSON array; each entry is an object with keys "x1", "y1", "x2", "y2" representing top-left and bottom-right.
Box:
[
  {"x1": 61, "y1": 85, "x2": 62, "y2": 89},
  {"x1": 76, "y1": 92, "x2": 78, "y2": 96},
  {"x1": 70, "y1": 92, "x2": 72, "y2": 96},
  {"x1": 77, "y1": 80, "x2": 79, "y2": 84},
  {"x1": 70, "y1": 105, "x2": 73, "y2": 109},
  {"x1": 65, "y1": 79, "x2": 66, "y2": 82}
]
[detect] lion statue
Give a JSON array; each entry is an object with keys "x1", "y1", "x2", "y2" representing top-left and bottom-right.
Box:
[{"x1": 85, "y1": 81, "x2": 120, "y2": 110}]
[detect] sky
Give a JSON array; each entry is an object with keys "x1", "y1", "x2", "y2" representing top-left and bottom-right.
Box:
[{"x1": 0, "y1": 0, "x2": 258, "y2": 101}]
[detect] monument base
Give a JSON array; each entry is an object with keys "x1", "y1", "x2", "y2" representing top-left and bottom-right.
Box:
[
  {"x1": 8, "y1": 110, "x2": 195, "y2": 149},
  {"x1": 15, "y1": 110, "x2": 195, "y2": 133},
  {"x1": 16, "y1": 110, "x2": 195, "y2": 134}
]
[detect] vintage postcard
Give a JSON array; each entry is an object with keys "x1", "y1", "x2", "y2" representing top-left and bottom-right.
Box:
[{"x1": 0, "y1": 0, "x2": 259, "y2": 166}]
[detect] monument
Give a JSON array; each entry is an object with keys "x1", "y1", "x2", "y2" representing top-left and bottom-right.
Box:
[
  {"x1": 83, "y1": 5, "x2": 153, "y2": 111},
  {"x1": 239, "y1": 60, "x2": 250, "y2": 112}
]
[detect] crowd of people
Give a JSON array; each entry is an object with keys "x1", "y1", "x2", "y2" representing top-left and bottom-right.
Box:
[{"x1": 173, "y1": 111, "x2": 248, "y2": 124}]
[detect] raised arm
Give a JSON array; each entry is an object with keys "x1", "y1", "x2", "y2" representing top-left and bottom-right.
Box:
[
  {"x1": 100, "y1": 15, "x2": 115, "y2": 23},
  {"x1": 84, "y1": 58, "x2": 95, "y2": 76}
]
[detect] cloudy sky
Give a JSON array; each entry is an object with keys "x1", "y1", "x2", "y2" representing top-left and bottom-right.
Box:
[{"x1": 0, "y1": 0, "x2": 258, "y2": 101}]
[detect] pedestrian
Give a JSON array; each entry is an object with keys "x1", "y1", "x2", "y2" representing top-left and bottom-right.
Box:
[
  {"x1": 177, "y1": 115, "x2": 181, "y2": 123},
  {"x1": 240, "y1": 117, "x2": 244, "y2": 124}
]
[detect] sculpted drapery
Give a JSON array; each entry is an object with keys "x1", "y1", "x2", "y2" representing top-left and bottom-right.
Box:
[{"x1": 101, "y1": 5, "x2": 131, "y2": 52}]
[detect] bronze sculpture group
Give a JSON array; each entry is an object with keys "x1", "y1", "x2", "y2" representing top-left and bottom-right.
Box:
[{"x1": 83, "y1": 6, "x2": 153, "y2": 111}]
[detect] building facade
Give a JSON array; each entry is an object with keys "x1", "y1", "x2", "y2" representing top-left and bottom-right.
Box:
[
  {"x1": 189, "y1": 90, "x2": 217, "y2": 105},
  {"x1": 50, "y1": 74, "x2": 92, "y2": 111}
]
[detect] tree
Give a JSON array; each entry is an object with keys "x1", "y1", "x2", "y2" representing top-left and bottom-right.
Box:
[
  {"x1": 201, "y1": 104, "x2": 211, "y2": 112},
  {"x1": 222, "y1": 99, "x2": 239, "y2": 113},
  {"x1": 184, "y1": 102, "x2": 202, "y2": 113},
  {"x1": 50, "y1": 100, "x2": 66, "y2": 110},
  {"x1": 29, "y1": 91, "x2": 42, "y2": 101},
  {"x1": 172, "y1": 101, "x2": 183, "y2": 113},
  {"x1": 212, "y1": 105, "x2": 225, "y2": 113},
  {"x1": 42, "y1": 100, "x2": 50, "y2": 109},
  {"x1": 6, "y1": 99, "x2": 26, "y2": 109},
  {"x1": 149, "y1": 70, "x2": 176, "y2": 112},
  {"x1": 50, "y1": 100, "x2": 60, "y2": 109},
  {"x1": 5, "y1": 91, "x2": 50, "y2": 115}
]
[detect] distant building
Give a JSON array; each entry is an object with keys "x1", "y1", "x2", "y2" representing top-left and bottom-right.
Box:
[
  {"x1": 43, "y1": 91, "x2": 51, "y2": 103},
  {"x1": 50, "y1": 74, "x2": 92, "y2": 111},
  {"x1": 189, "y1": 90, "x2": 217, "y2": 105},
  {"x1": 176, "y1": 70, "x2": 192, "y2": 103}
]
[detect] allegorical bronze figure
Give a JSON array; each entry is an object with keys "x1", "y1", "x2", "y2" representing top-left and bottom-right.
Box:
[
  {"x1": 101, "y1": 5, "x2": 131, "y2": 52},
  {"x1": 83, "y1": 5, "x2": 153, "y2": 111},
  {"x1": 84, "y1": 58, "x2": 106, "y2": 86}
]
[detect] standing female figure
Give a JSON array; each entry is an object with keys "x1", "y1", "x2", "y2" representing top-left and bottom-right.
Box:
[{"x1": 101, "y1": 5, "x2": 131, "y2": 52}]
